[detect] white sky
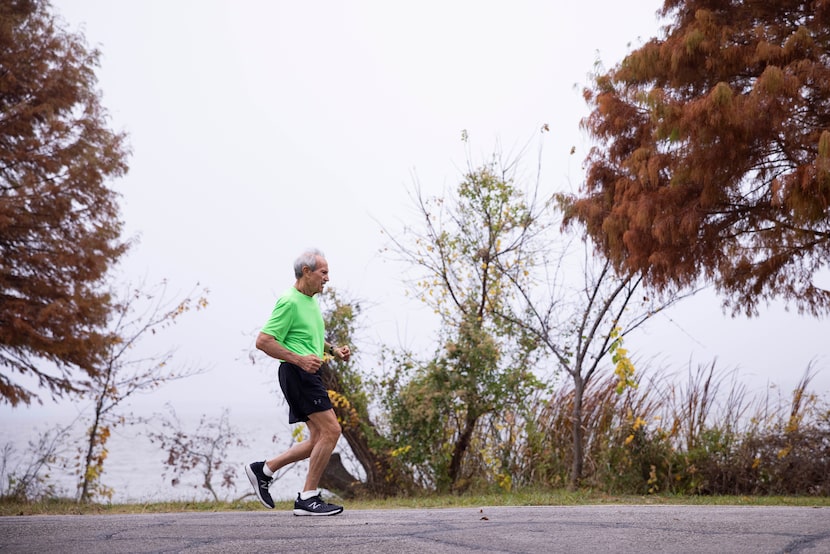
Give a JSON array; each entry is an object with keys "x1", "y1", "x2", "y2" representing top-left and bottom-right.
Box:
[{"x1": 5, "y1": 0, "x2": 828, "y2": 430}]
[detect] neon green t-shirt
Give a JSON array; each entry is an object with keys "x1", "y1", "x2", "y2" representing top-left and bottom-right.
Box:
[{"x1": 261, "y1": 287, "x2": 325, "y2": 359}]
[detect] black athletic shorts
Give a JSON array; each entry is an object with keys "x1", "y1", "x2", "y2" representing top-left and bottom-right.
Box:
[{"x1": 278, "y1": 362, "x2": 333, "y2": 424}]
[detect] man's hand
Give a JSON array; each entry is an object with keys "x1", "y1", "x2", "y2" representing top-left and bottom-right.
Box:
[
  {"x1": 297, "y1": 354, "x2": 324, "y2": 374},
  {"x1": 332, "y1": 345, "x2": 351, "y2": 362}
]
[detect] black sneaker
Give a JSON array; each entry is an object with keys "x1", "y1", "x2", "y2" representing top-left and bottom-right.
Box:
[
  {"x1": 245, "y1": 461, "x2": 274, "y2": 509},
  {"x1": 293, "y1": 492, "x2": 343, "y2": 516}
]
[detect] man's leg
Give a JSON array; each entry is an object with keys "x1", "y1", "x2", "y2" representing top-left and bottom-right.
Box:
[
  {"x1": 247, "y1": 429, "x2": 316, "y2": 509},
  {"x1": 265, "y1": 434, "x2": 314, "y2": 472},
  {"x1": 302, "y1": 408, "x2": 341, "y2": 492},
  {"x1": 292, "y1": 409, "x2": 344, "y2": 516}
]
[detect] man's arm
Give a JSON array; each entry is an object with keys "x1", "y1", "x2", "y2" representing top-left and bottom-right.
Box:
[{"x1": 256, "y1": 332, "x2": 323, "y2": 374}]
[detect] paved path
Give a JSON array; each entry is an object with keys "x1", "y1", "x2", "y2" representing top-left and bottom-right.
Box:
[{"x1": 1, "y1": 505, "x2": 829, "y2": 553}]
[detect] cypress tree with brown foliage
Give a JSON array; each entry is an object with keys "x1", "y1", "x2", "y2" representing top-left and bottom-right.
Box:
[
  {"x1": 566, "y1": 0, "x2": 830, "y2": 316},
  {"x1": 0, "y1": 0, "x2": 130, "y2": 405}
]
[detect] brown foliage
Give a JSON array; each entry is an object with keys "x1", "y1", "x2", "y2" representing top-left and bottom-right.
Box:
[
  {"x1": 567, "y1": 0, "x2": 830, "y2": 316},
  {"x1": 0, "y1": 0, "x2": 130, "y2": 405}
]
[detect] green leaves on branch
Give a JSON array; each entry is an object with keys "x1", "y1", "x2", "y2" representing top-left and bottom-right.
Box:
[{"x1": 379, "y1": 157, "x2": 550, "y2": 491}]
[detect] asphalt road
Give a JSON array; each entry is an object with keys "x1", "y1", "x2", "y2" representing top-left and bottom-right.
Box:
[{"x1": 1, "y1": 505, "x2": 828, "y2": 553}]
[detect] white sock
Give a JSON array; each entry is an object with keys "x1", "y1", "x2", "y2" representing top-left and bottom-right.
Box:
[
  {"x1": 262, "y1": 463, "x2": 274, "y2": 477},
  {"x1": 299, "y1": 489, "x2": 319, "y2": 500}
]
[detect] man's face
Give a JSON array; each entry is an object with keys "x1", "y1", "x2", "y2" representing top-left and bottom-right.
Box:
[{"x1": 305, "y1": 256, "x2": 329, "y2": 295}]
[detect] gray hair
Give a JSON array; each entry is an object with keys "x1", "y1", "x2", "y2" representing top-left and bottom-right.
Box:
[{"x1": 293, "y1": 248, "x2": 325, "y2": 279}]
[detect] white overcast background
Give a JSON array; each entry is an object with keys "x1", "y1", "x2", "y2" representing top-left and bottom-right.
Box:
[{"x1": 5, "y1": 1, "x2": 828, "y2": 440}]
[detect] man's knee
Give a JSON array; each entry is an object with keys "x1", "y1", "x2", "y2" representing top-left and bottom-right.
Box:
[
  {"x1": 310, "y1": 410, "x2": 341, "y2": 443},
  {"x1": 321, "y1": 414, "x2": 341, "y2": 442}
]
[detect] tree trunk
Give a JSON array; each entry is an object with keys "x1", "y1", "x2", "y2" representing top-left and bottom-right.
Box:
[
  {"x1": 78, "y1": 411, "x2": 98, "y2": 502},
  {"x1": 448, "y1": 413, "x2": 477, "y2": 491},
  {"x1": 570, "y1": 375, "x2": 585, "y2": 490},
  {"x1": 79, "y1": 400, "x2": 103, "y2": 503}
]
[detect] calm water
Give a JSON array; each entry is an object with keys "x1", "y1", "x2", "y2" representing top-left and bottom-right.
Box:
[{"x1": 1, "y1": 410, "x2": 309, "y2": 503}]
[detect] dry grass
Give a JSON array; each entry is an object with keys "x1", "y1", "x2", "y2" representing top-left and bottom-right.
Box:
[{"x1": 3, "y1": 489, "x2": 829, "y2": 517}]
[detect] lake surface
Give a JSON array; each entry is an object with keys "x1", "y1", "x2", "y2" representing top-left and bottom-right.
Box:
[{"x1": 1, "y1": 408, "x2": 310, "y2": 504}]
